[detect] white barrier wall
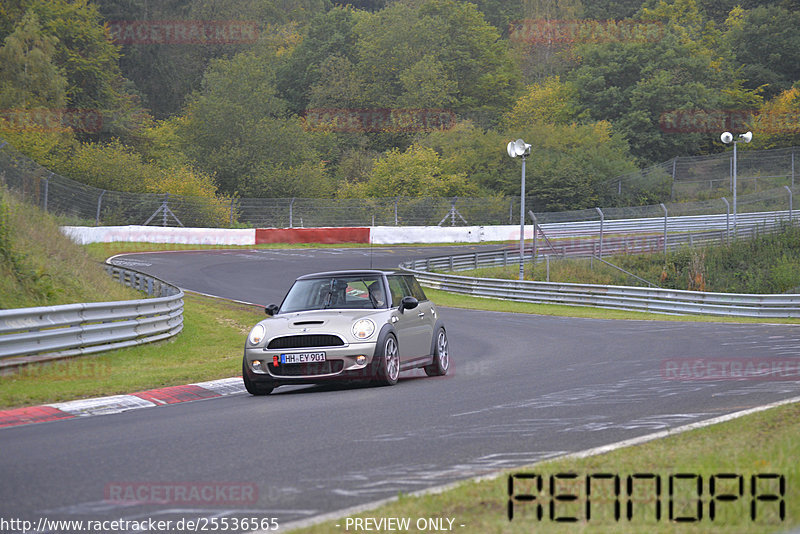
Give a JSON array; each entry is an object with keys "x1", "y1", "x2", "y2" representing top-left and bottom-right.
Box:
[
  {"x1": 62, "y1": 226, "x2": 256, "y2": 246},
  {"x1": 61, "y1": 225, "x2": 536, "y2": 246}
]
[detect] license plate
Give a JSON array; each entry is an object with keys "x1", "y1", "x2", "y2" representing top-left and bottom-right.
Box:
[{"x1": 280, "y1": 352, "x2": 326, "y2": 364}]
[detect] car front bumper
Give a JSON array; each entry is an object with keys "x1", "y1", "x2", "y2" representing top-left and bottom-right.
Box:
[{"x1": 244, "y1": 342, "x2": 379, "y2": 383}]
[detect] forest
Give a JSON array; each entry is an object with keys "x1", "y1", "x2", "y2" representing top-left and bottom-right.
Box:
[{"x1": 1, "y1": 0, "x2": 799, "y2": 213}]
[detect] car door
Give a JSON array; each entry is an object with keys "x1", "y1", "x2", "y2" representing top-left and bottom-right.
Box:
[
  {"x1": 403, "y1": 274, "x2": 435, "y2": 352},
  {"x1": 387, "y1": 275, "x2": 429, "y2": 363}
]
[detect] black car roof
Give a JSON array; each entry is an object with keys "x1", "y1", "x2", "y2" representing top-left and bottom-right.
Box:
[{"x1": 295, "y1": 269, "x2": 403, "y2": 280}]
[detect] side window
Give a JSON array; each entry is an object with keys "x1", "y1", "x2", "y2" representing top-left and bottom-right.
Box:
[
  {"x1": 403, "y1": 275, "x2": 428, "y2": 301},
  {"x1": 387, "y1": 276, "x2": 410, "y2": 307}
]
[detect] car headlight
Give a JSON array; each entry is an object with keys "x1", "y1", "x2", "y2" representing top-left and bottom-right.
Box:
[
  {"x1": 352, "y1": 319, "x2": 376, "y2": 340},
  {"x1": 248, "y1": 324, "x2": 266, "y2": 345}
]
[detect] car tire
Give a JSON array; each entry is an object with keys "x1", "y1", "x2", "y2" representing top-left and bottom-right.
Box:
[
  {"x1": 242, "y1": 358, "x2": 274, "y2": 396},
  {"x1": 373, "y1": 334, "x2": 400, "y2": 386},
  {"x1": 424, "y1": 328, "x2": 449, "y2": 377}
]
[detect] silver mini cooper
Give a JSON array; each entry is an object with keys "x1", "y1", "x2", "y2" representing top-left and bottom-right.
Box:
[{"x1": 242, "y1": 270, "x2": 449, "y2": 395}]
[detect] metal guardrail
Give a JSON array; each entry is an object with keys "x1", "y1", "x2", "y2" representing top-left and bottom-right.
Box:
[
  {"x1": 402, "y1": 268, "x2": 800, "y2": 318},
  {"x1": 0, "y1": 265, "x2": 184, "y2": 369},
  {"x1": 400, "y1": 230, "x2": 800, "y2": 318}
]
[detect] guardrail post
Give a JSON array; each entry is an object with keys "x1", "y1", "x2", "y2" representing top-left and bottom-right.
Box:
[
  {"x1": 595, "y1": 207, "x2": 604, "y2": 258},
  {"x1": 721, "y1": 197, "x2": 730, "y2": 244},
  {"x1": 660, "y1": 203, "x2": 668, "y2": 257}
]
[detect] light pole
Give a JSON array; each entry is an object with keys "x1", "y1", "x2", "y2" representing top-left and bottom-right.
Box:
[
  {"x1": 507, "y1": 139, "x2": 531, "y2": 280},
  {"x1": 720, "y1": 130, "x2": 752, "y2": 232}
]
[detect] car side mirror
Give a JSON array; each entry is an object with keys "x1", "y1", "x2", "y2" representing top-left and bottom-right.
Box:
[
  {"x1": 399, "y1": 296, "x2": 418, "y2": 313},
  {"x1": 265, "y1": 304, "x2": 279, "y2": 316}
]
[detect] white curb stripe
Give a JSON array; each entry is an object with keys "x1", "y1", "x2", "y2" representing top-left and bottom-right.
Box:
[
  {"x1": 46, "y1": 395, "x2": 157, "y2": 417},
  {"x1": 192, "y1": 377, "x2": 247, "y2": 396}
]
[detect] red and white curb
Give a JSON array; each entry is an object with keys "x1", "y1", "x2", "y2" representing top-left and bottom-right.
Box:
[{"x1": 0, "y1": 377, "x2": 245, "y2": 429}]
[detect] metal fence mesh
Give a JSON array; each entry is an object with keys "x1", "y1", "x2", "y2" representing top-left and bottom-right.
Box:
[{"x1": 1, "y1": 138, "x2": 798, "y2": 228}]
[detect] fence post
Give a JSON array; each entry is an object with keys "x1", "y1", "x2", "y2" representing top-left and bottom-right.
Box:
[
  {"x1": 671, "y1": 157, "x2": 677, "y2": 201},
  {"x1": 660, "y1": 203, "x2": 668, "y2": 257},
  {"x1": 289, "y1": 197, "x2": 295, "y2": 228},
  {"x1": 394, "y1": 197, "x2": 399, "y2": 226},
  {"x1": 792, "y1": 150, "x2": 795, "y2": 187},
  {"x1": 162, "y1": 193, "x2": 169, "y2": 227},
  {"x1": 42, "y1": 174, "x2": 50, "y2": 212},
  {"x1": 229, "y1": 198, "x2": 235, "y2": 227},
  {"x1": 96, "y1": 190, "x2": 105, "y2": 226},
  {"x1": 721, "y1": 197, "x2": 730, "y2": 244},
  {"x1": 786, "y1": 185, "x2": 793, "y2": 223},
  {"x1": 595, "y1": 207, "x2": 604, "y2": 258}
]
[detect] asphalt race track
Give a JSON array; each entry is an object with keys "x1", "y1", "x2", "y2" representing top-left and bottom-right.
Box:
[{"x1": 3, "y1": 245, "x2": 800, "y2": 532}]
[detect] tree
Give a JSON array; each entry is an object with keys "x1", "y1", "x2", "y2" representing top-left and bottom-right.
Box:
[
  {"x1": 353, "y1": 0, "x2": 521, "y2": 121},
  {"x1": 339, "y1": 144, "x2": 481, "y2": 198},
  {"x1": 98, "y1": 0, "x2": 326, "y2": 118},
  {"x1": 23, "y1": 0, "x2": 123, "y2": 111},
  {"x1": 502, "y1": 76, "x2": 582, "y2": 129},
  {"x1": 749, "y1": 83, "x2": 800, "y2": 149},
  {"x1": 276, "y1": 6, "x2": 360, "y2": 114},
  {"x1": 0, "y1": 11, "x2": 67, "y2": 109},
  {"x1": 178, "y1": 50, "x2": 331, "y2": 196},
  {"x1": 568, "y1": 0, "x2": 761, "y2": 164},
  {"x1": 723, "y1": 5, "x2": 800, "y2": 99},
  {"x1": 418, "y1": 118, "x2": 637, "y2": 211}
]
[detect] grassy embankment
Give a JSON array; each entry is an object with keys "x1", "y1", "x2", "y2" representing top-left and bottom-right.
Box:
[{"x1": 0, "y1": 190, "x2": 263, "y2": 408}]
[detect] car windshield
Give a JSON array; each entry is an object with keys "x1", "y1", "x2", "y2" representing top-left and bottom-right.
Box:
[{"x1": 279, "y1": 276, "x2": 386, "y2": 313}]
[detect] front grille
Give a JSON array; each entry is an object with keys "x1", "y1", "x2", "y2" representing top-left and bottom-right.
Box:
[
  {"x1": 268, "y1": 361, "x2": 344, "y2": 377},
  {"x1": 267, "y1": 334, "x2": 345, "y2": 349}
]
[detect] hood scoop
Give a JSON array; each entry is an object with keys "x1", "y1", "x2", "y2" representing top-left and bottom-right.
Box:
[{"x1": 292, "y1": 320, "x2": 325, "y2": 326}]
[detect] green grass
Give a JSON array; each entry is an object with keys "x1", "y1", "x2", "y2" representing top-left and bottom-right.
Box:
[
  {"x1": 0, "y1": 292, "x2": 262, "y2": 408},
  {"x1": 290, "y1": 401, "x2": 799, "y2": 533},
  {"x1": 0, "y1": 189, "x2": 140, "y2": 308}
]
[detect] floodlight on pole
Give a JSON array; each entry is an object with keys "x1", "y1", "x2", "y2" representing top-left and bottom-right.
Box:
[
  {"x1": 507, "y1": 139, "x2": 531, "y2": 281},
  {"x1": 721, "y1": 130, "x2": 752, "y2": 232}
]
